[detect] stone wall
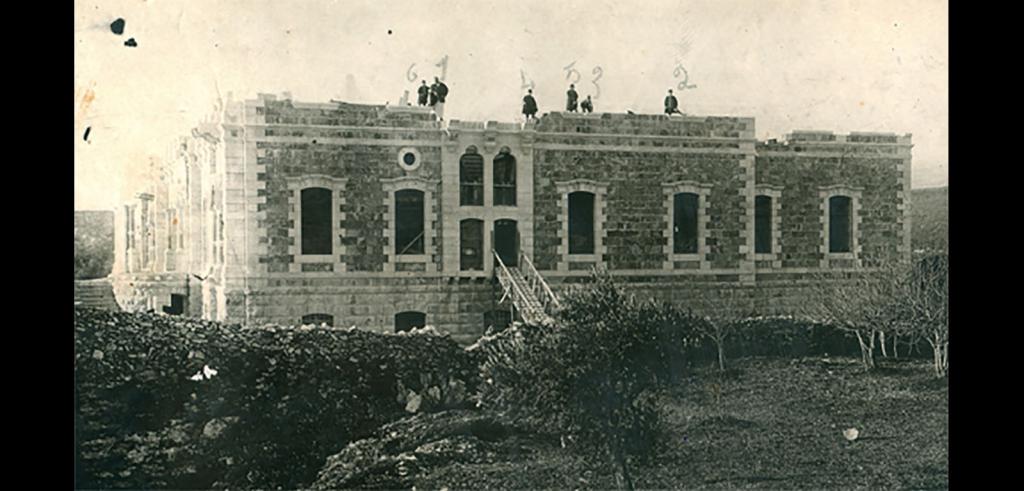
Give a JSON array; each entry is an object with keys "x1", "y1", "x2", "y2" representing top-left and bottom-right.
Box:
[
  {"x1": 755, "y1": 133, "x2": 912, "y2": 268},
  {"x1": 255, "y1": 101, "x2": 444, "y2": 274},
  {"x1": 532, "y1": 112, "x2": 754, "y2": 273},
  {"x1": 244, "y1": 277, "x2": 495, "y2": 345},
  {"x1": 110, "y1": 272, "x2": 194, "y2": 315},
  {"x1": 550, "y1": 270, "x2": 857, "y2": 319},
  {"x1": 532, "y1": 149, "x2": 748, "y2": 271}
]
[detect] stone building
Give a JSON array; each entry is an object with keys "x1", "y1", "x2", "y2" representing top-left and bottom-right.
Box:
[{"x1": 111, "y1": 93, "x2": 911, "y2": 344}]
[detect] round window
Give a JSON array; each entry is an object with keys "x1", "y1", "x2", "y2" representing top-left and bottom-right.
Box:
[{"x1": 397, "y1": 147, "x2": 421, "y2": 171}]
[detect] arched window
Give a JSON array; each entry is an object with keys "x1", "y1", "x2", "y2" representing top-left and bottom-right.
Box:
[
  {"x1": 568, "y1": 191, "x2": 595, "y2": 254},
  {"x1": 673, "y1": 192, "x2": 699, "y2": 254},
  {"x1": 829, "y1": 196, "x2": 853, "y2": 253},
  {"x1": 395, "y1": 189, "x2": 425, "y2": 255},
  {"x1": 395, "y1": 311, "x2": 426, "y2": 332},
  {"x1": 460, "y1": 219, "x2": 484, "y2": 271},
  {"x1": 459, "y1": 147, "x2": 484, "y2": 206},
  {"x1": 755, "y1": 195, "x2": 773, "y2": 254},
  {"x1": 493, "y1": 149, "x2": 517, "y2": 206},
  {"x1": 301, "y1": 187, "x2": 332, "y2": 255},
  {"x1": 301, "y1": 313, "x2": 334, "y2": 326}
]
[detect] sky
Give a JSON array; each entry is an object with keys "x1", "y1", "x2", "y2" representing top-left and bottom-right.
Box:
[{"x1": 74, "y1": 0, "x2": 948, "y2": 211}]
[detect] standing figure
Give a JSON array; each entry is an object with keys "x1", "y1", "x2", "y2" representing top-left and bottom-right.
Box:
[
  {"x1": 580, "y1": 95, "x2": 594, "y2": 113},
  {"x1": 417, "y1": 80, "x2": 429, "y2": 106},
  {"x1": 566, "y1": 84, "x2": 578, "y2": 112},
  {"x1": 522, "y1": 89, "x2": 538, "y2": 121},
  {"x1": 433, "y1": 76, "x2": 449, "y2": 121},
  {"x1": 428, "y1": 82, "x2": 439, "y2": 107},
  {"x1": 664, "y1": 89, "x2": 682, "y2": 115}
]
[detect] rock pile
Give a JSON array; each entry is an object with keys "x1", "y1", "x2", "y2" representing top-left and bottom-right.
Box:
[{"x1": 75, "y1": 306, "x2": 480, "y2": 490}]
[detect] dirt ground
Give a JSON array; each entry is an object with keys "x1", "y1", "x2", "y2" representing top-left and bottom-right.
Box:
[{"x1": 415, "y1": 356, "x2": 948, "y2": 489}]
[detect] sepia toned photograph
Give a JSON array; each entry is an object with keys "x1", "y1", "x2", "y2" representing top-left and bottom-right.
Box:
[{"x1": 74, "y1": 0, "x2": 948, "y2": 488}]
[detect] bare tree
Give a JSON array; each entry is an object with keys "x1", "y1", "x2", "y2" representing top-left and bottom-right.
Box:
[
  {"x1": 901, "y1": 254, "x2": 949, "y2": 378},
  {"x1": 683, "y1": 288, "x2": 750, "y2": 372},
  {"x1": 801, "y1": 266, "x2": 908, "y2": 370},
  {"x1": 802, "y1": 257, "x2": 948, "y2": 376}
]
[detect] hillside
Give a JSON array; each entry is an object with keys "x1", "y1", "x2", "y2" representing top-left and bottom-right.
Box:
[
  {"x1": 911, "y1": 186, "x2": 947, "y2": 253},
  {"x1": 74, "y1": 210, "x2": 115, "y2": 279}
]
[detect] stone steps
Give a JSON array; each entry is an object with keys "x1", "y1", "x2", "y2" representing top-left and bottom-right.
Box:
[
  {"x1": 74, "y1": 279, "x2": 120, "y2": 311},
  {"x1": 503, "y1": 268, "x2": 550, "y2": 325}
]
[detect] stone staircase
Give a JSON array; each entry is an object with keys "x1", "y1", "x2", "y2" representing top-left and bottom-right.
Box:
[
  {"x1": 493, "y1": 251, "x2": 560, "y2": 326},
  {"x1": 74, "y1": 278, "x2": 120, "y2": 311}
]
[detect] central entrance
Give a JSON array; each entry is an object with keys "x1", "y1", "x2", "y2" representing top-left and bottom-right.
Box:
[{"x1": 494, "y1": 219, "x2": 519, "y2": 267}]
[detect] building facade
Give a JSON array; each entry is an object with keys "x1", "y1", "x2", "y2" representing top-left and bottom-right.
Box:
[{"x1": 111, "y1": 93, "x2": 912, "y2": 345}]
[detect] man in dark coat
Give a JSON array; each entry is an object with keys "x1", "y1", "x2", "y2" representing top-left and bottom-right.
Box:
[
  {"x1": 580, "y1": 95, "x2": 594, "y2": 113},
  {"x1": 433, "y1": 77, "x2": 449, "y2": 120},
  {"x1": 522, "y1": 89, "x2": 538, "y2": 120},
  {"x1": 566, "y1": 84, "x2": 578, "y2": 112},
  {"x1": 435, "y1": 77, "x2": 449, "y2": 103},
  {"x1": 664, "y1": 89, "x2": 681, "y2": 115},
  {"x1": 417, "y1": 80, "x2": 429, "y2": 106}
]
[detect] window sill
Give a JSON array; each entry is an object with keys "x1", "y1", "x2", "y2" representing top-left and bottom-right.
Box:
[
  {"x1": 394, "y1": 254, "x2": 428, "y2": 263},
  {"x1": 296, "y1": 254, "x2": 334, "y2": 263},
  {"x1": 566, "y1": 253, "x2": 599, "y2": 261},
  {"x1": 670, "y1": 253, "x2": 702, "y2": 261},
  {"x1": 457, "y1": 270, "x2": 488, "y2": 277},
  {"x1": 825, "y1": 252, "x2": 857, "y2": 259}
]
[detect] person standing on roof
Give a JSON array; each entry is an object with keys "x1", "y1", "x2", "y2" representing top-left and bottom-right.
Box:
[
  {"x1": 432, "y1": 77, "x2": 449, "y2": 121},
  {"x1": 664, "y1": 89, "x2": 682, "y2": 115},
  {"x1": 566, "y1": 84, "x2": 579, "y2": 112},
  {"x1": 523, "y1": 89, "x2": 538, "y2": 121},
  {"x1": 417, "y1": 80, "x2": 429, "y2": 106},
  {"x1": 580, "y1": 95, "x2": 594, "y2": 113}
]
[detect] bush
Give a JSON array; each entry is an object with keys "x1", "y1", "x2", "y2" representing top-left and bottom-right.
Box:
[
  {"x1": 478, "y1": 272, "x2": 701, "y2": 489},
  {"x1": 74, "y1": 307, "x2": 480, "y2": 490},
  {"x1": 676, "y1": 315, "x2": 941, "y2": 369},
  {"x1": 726, "y1": 317, "x2": 861, "y2": 359}
]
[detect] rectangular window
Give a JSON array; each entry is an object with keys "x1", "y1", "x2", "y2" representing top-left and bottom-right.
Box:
[
  {"x1": 755, "y1": 196, "x2": 772, "y2": 254},
  {"x1": 395, "y1": 311, "x2": 426, "y2": 332},
  {"x1": 301, "y1": 188, "x2": 333, "y2": 255},
  {"x1": 460, "y1": 219, "x2": 484, "y2": 271},
  {"x1": 568, "y1": 191, "x2": 595, "y2": 254},
  {"x1": 395, "y1": 189, "x2": 425, "y2": 255},
  {"x1": 673, "y1": 193, "x2": 699, "y2": 254},
  {"x1": 829, "y1": 196, "x2": 853, "y2": 253},
  {"x1": 301, "y1": 313, "x2": 334, "y2": 326}
]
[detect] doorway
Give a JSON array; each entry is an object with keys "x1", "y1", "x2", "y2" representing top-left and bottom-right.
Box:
[{"x1": 494, "y1": 219, "x2": 519, "y2": 267}]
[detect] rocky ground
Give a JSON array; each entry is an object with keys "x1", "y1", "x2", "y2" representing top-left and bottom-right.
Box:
[{"x1": 315, "y1": 356, "x2": 948, "y2": 490}]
